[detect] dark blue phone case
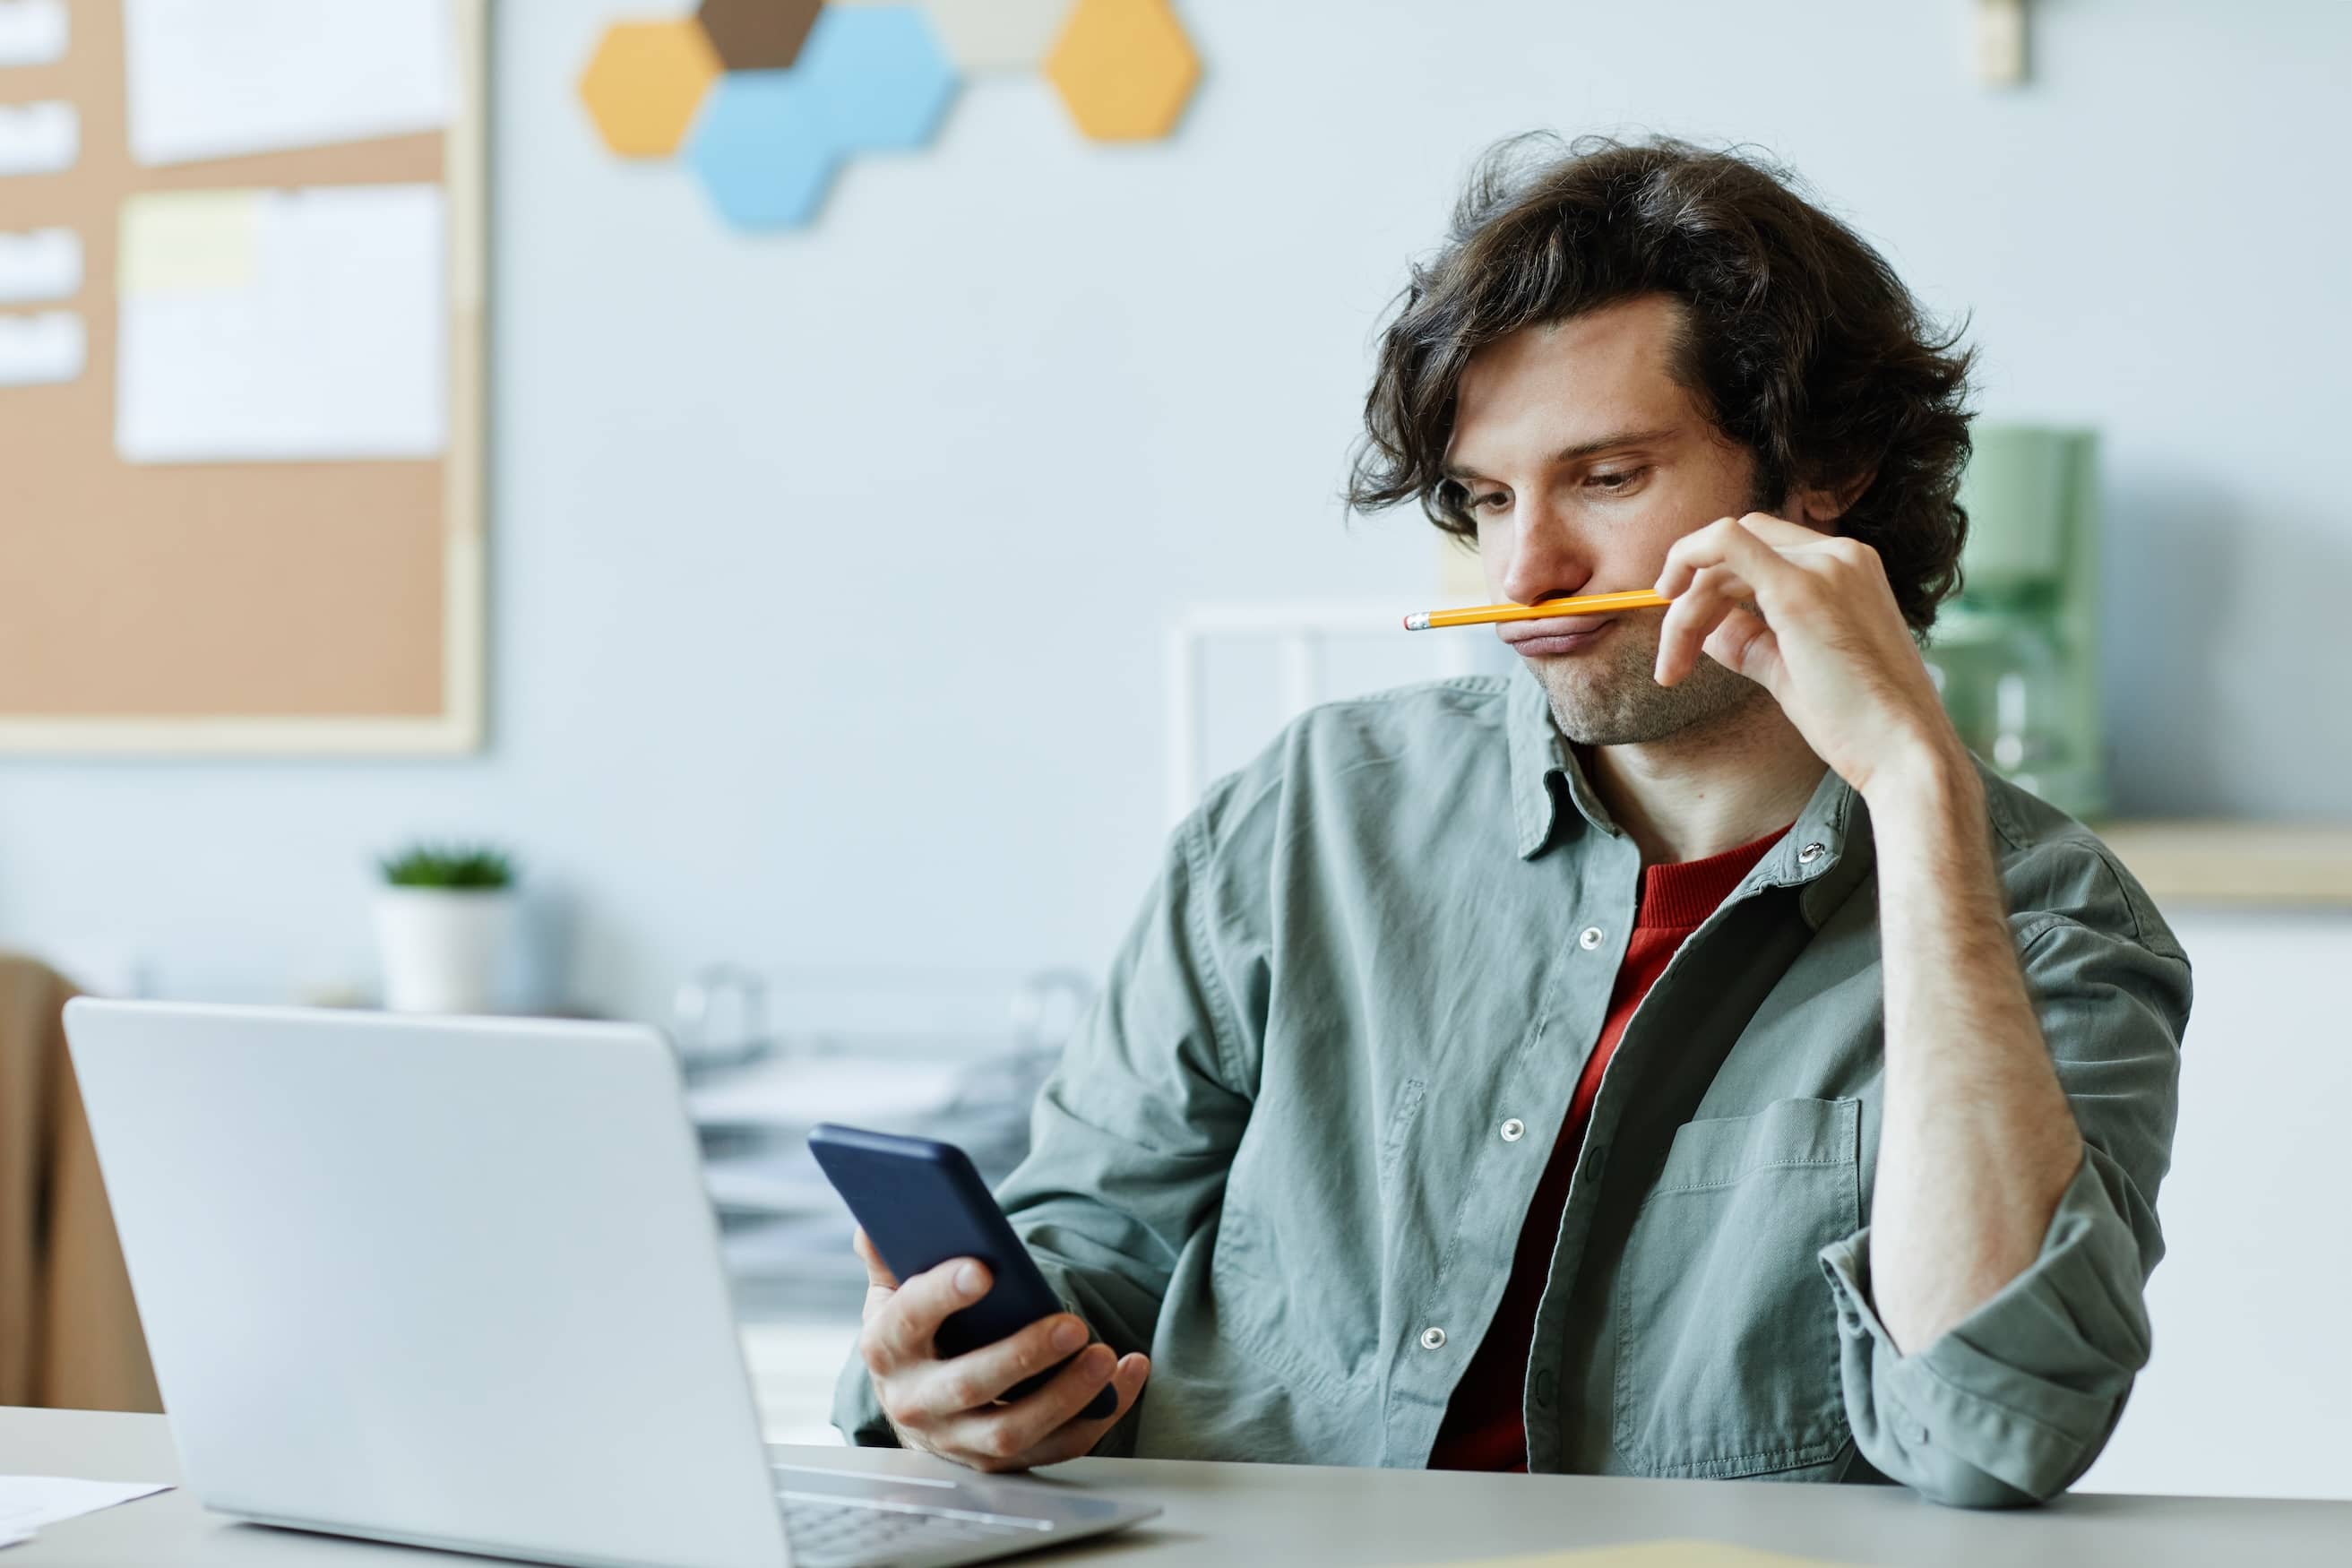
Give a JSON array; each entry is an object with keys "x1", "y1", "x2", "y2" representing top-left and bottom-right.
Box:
[{"x1": 807, "y1": 1123, "x2": 1119, "y2": 1421}]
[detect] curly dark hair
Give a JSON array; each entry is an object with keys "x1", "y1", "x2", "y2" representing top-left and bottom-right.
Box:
[{"x1": 1348, "y1": 134, "x2": 1975, "y2": 633}]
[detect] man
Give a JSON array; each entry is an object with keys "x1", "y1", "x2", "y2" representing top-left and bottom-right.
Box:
[{"x1": 832, "y1": 135, "x2": 2187, "y2": 1507}]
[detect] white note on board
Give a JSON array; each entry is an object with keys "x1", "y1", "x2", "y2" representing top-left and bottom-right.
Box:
[
  {"x1": 122, "y1": 0, "x2": 454, "y2": 167},
  {"x1": 0, "y1": 309, "x2": 83, "y2": 385},
  {"x1": 0, "y1": 0, "x2": 68, "y2": 68},
  {"x1": 0, "y1": 228, "x2": 80, "y2": 304},
  {"x1": 0, "y1": 101, "x2": 76, "y2": 177},
  {"x1": 116, "y1": 185, "x2": 447, "y2": 463}
]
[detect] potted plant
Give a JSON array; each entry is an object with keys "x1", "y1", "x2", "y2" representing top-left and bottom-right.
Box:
[{"x1": 374, "y1": 843, "x2": 518, "y2": 1014}]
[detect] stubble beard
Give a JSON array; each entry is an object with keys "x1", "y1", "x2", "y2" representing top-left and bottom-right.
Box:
[{"x1": 1528, "y1": 619, "x2": 1764, "y2": 746}]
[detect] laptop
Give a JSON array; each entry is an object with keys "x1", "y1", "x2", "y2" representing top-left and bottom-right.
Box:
[{"x1": 63, "y1": 999, "x2": 1159, "y2": 1568}]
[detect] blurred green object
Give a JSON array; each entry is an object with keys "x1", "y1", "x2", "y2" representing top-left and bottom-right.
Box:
[
  {"x1": 1929, "y1": 425, "x2": 2105, "y2": 818},
  {"x1": 378, "y1": 842, "x2": 517, "y2": 890}
]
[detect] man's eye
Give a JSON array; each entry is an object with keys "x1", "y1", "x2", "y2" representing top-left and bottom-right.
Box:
[
  {"x1": 1474, "y1": 493, "x2": 1510, "y2": 512},
  {"x1": 1589, "y1": 468, "x2": 1647, "y2": 494}
]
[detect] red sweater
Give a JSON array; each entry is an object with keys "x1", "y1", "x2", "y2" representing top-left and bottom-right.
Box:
[{"x1": 1426, "y1": 825, "x2": 1788, "y2": 1472}]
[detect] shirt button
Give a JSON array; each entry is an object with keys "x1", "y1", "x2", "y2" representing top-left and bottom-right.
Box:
[
  {"x1": 1499, "y1": 1117, "x2": 1526, "y2": 1142},
  {"x1": 1798, "y1": 841, "x2": 1826, "y2": 865},
  {"x1": 1533, "y1": 1367, "x2": 1556, "y2": 1408},
  {"x1": 1578, "y1": 926, "x2": 1604, "y2": 950},
  {"x1": 1418, "y1": 1326, "x2": 1447, "y2": 1351}
]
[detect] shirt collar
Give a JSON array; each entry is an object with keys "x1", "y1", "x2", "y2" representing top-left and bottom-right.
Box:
[
  {"x1": 1504, "y1": 664, "x2": 1579, "y2": 858},
  {"x1": 1503, "y1": 663, "x2": 1873, "y2": 919}
]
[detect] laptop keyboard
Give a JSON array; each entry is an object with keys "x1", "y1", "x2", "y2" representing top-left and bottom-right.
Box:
[{"x1": 777, "y1": 1490, "x2": 1053, "y2": 1568}]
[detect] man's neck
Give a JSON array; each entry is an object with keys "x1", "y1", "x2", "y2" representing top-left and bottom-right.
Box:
[{"x1": 1580, "y1": 697, "x2": 1829, "y2": 867}]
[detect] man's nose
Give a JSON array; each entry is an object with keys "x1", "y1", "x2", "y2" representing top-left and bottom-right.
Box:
[{"x1": 1498, "y1": 504, "x2": 1595, "y2": 606}]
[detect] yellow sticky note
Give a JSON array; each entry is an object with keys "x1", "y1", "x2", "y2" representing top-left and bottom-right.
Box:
[
  {"x1": 118, "y1": 189, "x2": 261, "y2": 295},
  {"x1": 1410, "y1": 1541, "x2": 1857, "y2": 1568}
]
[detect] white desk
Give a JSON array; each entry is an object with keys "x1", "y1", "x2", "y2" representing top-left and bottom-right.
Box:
[{"x1": 7, "y1": 1407, "x2": 2350, "y2": 1566}]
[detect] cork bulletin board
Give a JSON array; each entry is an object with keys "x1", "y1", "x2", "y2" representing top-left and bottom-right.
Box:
[{"x1": 0, "y1": 1, "x2": 485, "y2": 754}]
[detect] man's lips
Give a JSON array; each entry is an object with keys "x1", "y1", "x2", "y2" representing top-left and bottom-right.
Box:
[{"x1": 1500, "y1": 614, "x2": 1617, "y2": 650}]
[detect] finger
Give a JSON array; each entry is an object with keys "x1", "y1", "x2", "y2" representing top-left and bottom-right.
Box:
[
  {"x1": 1699, "y1": 604, "x2": 1780, "y2": 687},
  {"x1": 859, "y1": 1257, "x2": 989, "y2": 1375},
  {"x1": 1727, "y1": 510, "x2": 1830, "y2": 549},
  {"x1": 897, "y1": 1312, "x2": 1093, "y2": 1425},
  {"x1": 1012, "y1": 1354, "x2": 1153, "y2": 1469},
  {"x1": 1654, "y1": 562, "x2": 1753, "y2": 687},
  {"x1": 851, "y1": 1228, "x2": 900, "y2": 1289},
  {"x1": 1656, "y1": 514, "x2": 1805, "y2": 605},
  {"x1": 935, "y1": 1342, "x2": 1119, "y2": 1470}
]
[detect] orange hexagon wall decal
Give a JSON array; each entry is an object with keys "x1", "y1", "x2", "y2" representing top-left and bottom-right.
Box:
[
  {"x1": 579, "y1": 19, "x2": 723, "y2": 157},
  {"x1": 1044, "y1": 0, "x2": 1199, "y2": 142}
]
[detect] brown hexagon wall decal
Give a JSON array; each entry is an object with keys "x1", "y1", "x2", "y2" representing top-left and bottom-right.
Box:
[
  {"x1": 579, "y1": 19, "x2": 723, "y2": 157},
  {"x1": 1045, "y1": 0, "x2": 1199, "y2": 142},
  {"x1": 696, "y1": 0, "x2": 825, "y2": 71}
]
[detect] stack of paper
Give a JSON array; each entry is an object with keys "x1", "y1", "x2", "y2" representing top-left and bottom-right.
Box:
[{"x1": 689, "y1": 1032, "x2": 1064, "y2": 1310}]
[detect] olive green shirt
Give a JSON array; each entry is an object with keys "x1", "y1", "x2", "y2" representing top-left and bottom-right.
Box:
[{"x1": 834, "y1": 669, "x2": 2190, "y2": 1507}]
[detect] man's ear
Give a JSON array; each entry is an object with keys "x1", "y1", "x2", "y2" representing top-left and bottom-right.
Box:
[{"x1": 1789, "y1": 468, "x2": 1877, "y2": 532}]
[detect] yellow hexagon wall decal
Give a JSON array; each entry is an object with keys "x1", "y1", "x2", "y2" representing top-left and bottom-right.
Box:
[
  {"x1": 1045, "y1": 0, "x2": 1199, "y2": 142},
  {"x1": 579, "y1": 19, "x2": 723, "y2": 158}
]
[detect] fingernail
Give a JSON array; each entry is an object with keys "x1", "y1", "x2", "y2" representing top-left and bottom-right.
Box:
[
  {"x1": 1053, "y1": 1320, "x2": 1087, "y2": 1352},
  {"x1": 956, "y1": 1263, "x2": 984, "y2": 1296}
]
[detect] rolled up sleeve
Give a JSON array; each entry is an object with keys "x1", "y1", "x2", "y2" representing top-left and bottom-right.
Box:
[
  {"x1": 1822, "y1": 1150, "x2": 2152, "y2": 1504},
  {"x1": 1822, "y1": 888, "x2": 2189, "y2": 1506},
  {"x1": 832, "y1": 801, "x2": 1260, "y2": 1449}
]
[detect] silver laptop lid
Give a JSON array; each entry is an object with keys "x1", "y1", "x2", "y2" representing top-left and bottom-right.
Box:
[{"x1": 65, "y1": 1000, "x2": 793, "y2": 1568}]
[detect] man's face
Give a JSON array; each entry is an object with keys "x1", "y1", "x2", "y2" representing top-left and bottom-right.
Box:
[{"x1": 1447, "y1": 293, "x2": 1766, "y2": 746}]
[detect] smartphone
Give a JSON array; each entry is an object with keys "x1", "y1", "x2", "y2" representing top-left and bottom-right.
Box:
[{"x1": 807, "y1": 1123, "x2": 1119, "y2": 1421}]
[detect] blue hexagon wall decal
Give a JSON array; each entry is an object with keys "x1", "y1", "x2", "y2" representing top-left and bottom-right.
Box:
[
  {"x1": 685, "y1": 70, "x2": 842, "y2": 230},
  {"x1": 797, "y1": 4, "x2": 959, "y2": 154}
]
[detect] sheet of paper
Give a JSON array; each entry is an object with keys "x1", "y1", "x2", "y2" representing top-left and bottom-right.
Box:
[
  {"x1": 0, "y1": 309, "x2": 82, "y2": 385},
  {"x1": 0, "y1": 0, "x2": 67, "y2": 67},
  {"x1": 0, "y1": 228, "x2": 80, "y2": 304},
  {"x1": 0, "y1": 101, "x2": 76, "y2": 177},
  {"x1": 1412, "y1": 1542, "x2": 1855, "y2": 1568},
  {"x1": 0, "y1": 1476, "x2": 172, "y2": 1549},
  {"x1": 116, "y1": 184, "x2": 447, "y2": 463},
  {"x1": 122, "y1": 0, "x2": 453, "y2": 167}
]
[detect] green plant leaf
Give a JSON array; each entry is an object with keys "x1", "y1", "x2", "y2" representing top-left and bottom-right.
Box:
[{"x1": 378, "y1": 841, "x2": 516, "y2": 889}]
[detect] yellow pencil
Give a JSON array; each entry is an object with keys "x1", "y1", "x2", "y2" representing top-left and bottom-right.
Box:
[{"x1": 1402, "y1": 589, "x2": 1671, "y2": 632}]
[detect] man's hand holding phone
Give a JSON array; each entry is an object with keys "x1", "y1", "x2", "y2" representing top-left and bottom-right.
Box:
[{"x1": 853, "y1": 1228, "x2": 1151, "y2": 1473}]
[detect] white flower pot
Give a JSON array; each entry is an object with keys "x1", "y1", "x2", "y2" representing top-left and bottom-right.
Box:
[{"x1": 374, "y1": 887, "x2": 516, "y2": 1014}]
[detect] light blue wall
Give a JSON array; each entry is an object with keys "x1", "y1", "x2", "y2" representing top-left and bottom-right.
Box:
[{"x1": 4, "y1": 0, "x2": 2346, "y2": 1018}]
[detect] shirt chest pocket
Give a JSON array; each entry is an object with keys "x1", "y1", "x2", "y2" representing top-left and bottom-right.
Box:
[{"x1": 1611, "y1": 1096, "x2": 1859, "y2": 1478}]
